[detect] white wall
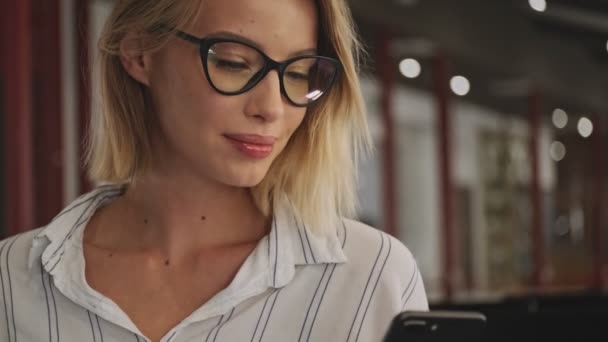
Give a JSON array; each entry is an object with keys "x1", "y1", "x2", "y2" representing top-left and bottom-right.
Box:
[
  {"x1": 61, "y1": 0, "x2": 78, "y2": 203},
  {"x1": 90, "y1": 0, "x2": 114, "y2": 139},
  {"x1": 60, "y1": 0, "x2": 114, "y2": 203}
]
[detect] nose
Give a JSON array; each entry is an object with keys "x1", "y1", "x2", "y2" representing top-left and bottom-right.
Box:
[{"x1": 243, "y1": 70, "x2": 285, "y2": 122}]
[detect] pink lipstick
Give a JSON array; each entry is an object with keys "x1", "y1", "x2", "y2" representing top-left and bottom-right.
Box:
[{"x1": 224, "y1": 134, "x2": 276, "y2": 159}]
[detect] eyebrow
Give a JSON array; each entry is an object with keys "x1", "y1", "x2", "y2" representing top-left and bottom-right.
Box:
[{"x1": 207, "y1": 30, "x2": 318, "y2": 58}]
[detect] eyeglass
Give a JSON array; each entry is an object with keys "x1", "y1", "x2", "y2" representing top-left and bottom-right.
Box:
[{"x1": 176, "y1": 30, "x2": 341, "y2": 107}]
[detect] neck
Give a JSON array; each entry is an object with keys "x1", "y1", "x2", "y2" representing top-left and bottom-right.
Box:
[{"x1": 88, "y1": 169, "x2": 270, "y2": 259}]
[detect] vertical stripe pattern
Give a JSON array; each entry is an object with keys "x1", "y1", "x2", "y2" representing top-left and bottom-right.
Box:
[
  {"x1": 356, "y1": 236, "x2": 392, "y2": 342},
  {"x1": 346, "y1": 232, "x2": 391, "y2": 342},
  {"x1": 298, "y1": 263, "x2": 339, "y2": 342},
  {"x1": 88, "y1": 311, "x2": 103, "y2": 342},
  {"x1": 205, "y1": 307, "x2": 235, "y2": 342},
  {"x1": 212, "y1": 308, "x2": 235, "y2": 342},
  {"x1": 293, "y1": 213, "x2": 313, "y2": 264},
  {"x1": 402, "y1": 266, "x2": 420, "y2": 310},
  {"x1": 1, "y1": 237, "x2": 16, "y2": 342},
  {"x1": 41, "y1": 263, "x2": 59, "y2": 342},
  {"x1": 250, "y1": 290, "x2": 280, "y2": 342}
]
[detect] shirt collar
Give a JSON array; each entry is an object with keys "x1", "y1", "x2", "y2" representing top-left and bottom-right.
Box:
[
  {"x1": 29, "y1": 185, "x2": 347, "y2": 285},
  {"x1": 30, "y1": 185, "x2": 126, "y2": 274},
  {"x1": 267, "y1": 197, "x2": 347, "y2": 287},
  {"x1": 28, "y1": 185, "x2": 348, "y2": 326}
]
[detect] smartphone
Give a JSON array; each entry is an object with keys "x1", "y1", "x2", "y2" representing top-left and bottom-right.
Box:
[{"x1": 383, "y1": 310, "x2": 487, "y2": 342}]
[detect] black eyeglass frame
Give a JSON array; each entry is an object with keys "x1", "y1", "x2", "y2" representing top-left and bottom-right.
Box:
[{"x1": 176, "y1": 30, "x2": 342, "y2": 107}]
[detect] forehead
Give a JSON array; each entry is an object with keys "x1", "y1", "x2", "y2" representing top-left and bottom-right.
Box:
[{"x1": 193, "y1": 0, "x2": 318, "y2": 59}]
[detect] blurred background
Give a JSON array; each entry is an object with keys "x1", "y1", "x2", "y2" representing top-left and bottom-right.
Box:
[{"x1": 1, "y1": 0, "x2": 607, "y2": 306}]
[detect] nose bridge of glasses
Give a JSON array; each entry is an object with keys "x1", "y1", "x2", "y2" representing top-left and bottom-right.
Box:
[
  {"x1": 265, "y1": 58, "x2": 283, "y2": 76},
  {"x1": 243, "y1": 60, "x2": 279, "y2": 95},
  {"x1": 251, "y1": 58, "x2": 283, "y2": 88},
  {"x1": 249, "y1": 68, "x2": 286, "y2": 119},
  {"x1": 220, "y1": 57, "x2": 283, "y2": 97}
]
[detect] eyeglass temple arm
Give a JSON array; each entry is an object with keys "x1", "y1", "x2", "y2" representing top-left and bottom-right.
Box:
[{"x1": 175, "y1": 30, "x2": 201, "y2": 45}]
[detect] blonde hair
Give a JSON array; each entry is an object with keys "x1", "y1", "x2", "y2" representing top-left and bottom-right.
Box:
[{"x1": 86, "y1": 0, "x2": 371, "y2": 233}]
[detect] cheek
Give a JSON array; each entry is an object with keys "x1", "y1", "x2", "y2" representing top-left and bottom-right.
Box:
[
  {"x1": 148, "y1": 47, "x2": 209, "y2": 118},
  {"x1": 284, "y1": 109, "x2": 307, "y2": 136},
  {"x1": 274, "y1": 109, "x2": 307, "y2": 154},
  {"x1": 150, "y1": 63, "x2": 218, "y2": 131}
]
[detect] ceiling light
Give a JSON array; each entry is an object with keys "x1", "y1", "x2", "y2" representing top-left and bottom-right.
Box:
[
  {"x1": 450, "y1": 76, "x2": 470, "y2": 96},
  {"x1": 399, "y1": 58, "x2": 421, "y2": 79},
  {"x1": 577, "y1": 117, "x2": 593, "y2": 138},
  {"x1": 550, "y1": 141, "x2": 566, "y2": 162},
  {"x1": 552, "y1": 108, "x2": 568, "y2": 129},
  {"x1": 529, "y1": 0, "x2": 547, "y2": 12}
]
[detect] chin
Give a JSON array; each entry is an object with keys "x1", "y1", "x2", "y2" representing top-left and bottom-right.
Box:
[
  {"x1": 204, "y1": 157, "x2": 274, "y2": 188},
  {"x1": 226, "y1": 178, "x2": 265, "y2": 188},
  {"x1": 220, "y1": 171, "x2": 267, "y2": 188}
]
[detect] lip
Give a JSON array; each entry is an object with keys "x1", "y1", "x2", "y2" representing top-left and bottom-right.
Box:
[{"x1": 224, "y1": 134, "x2": 277, "y2": 159}]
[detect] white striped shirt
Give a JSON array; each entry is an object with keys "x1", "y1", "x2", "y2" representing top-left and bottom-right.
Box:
[{"x1": 0, "y1": 185, "x2": 428, "y2": 342}]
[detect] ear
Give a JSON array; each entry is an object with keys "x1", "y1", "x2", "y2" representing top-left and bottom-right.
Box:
[{"x1": 119, "y1": 33, "x2": 152, "y2": 86}]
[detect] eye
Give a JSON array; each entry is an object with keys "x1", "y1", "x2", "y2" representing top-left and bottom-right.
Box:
[
  {"x1": 212, "y1": 58, "x2": 251, "y2": 72},
  {"x1": 285, "y1": 71, "x2": 309, "y2": 81}
]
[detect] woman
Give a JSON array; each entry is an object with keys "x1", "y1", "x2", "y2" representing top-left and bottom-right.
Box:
[{"x1": 0, "y1": 0, "x2": 427, "y2": 341}]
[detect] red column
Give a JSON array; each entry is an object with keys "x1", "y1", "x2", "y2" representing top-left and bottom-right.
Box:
[
  {"x1": 0, "y1": 0, "x2": 4, "y2": 235},
  {"x1": 32, "y1": 0, "x2": 64, "y2": 226},
  {"x1": 2, "y1": 0, "x2": 35, "y2": 236},
  {"x1": 591, "y1": 114, "x2": 605, "y2": 290},
  {"x1": 528, "y1": 89, "x2": 545, "y2": 289},
  {"x1": 433, "y1": 53, "x2": 454, "y2": 300},
  {"x1": 377, "y1": 32, "x2": 398, "y2": 238}
]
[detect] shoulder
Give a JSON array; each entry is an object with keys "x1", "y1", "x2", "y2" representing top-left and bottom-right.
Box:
[
  {"x1": 0, "y1": 228, "x2": 68, "y2": 338},
  {"x1": 340, "y1": 218, "x2": 416, "y2": 273},
  {"x1": 1, "y1": 228, "x2": 43, "y2": 264},
  {"x1": 0, "y1": 228, "x2": 45, "y2": 285},
  {"x1": 339, "y1": 218, "x2": 428, "y2": 310}
]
